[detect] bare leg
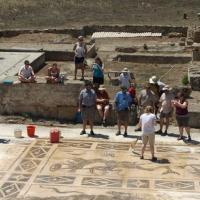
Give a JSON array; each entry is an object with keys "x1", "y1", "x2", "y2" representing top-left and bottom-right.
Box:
[
  {"x1": 165, "y1": 117, "x2": 170, "y2": 132},
  {"x1": 89, "y1": 120, "x2": 94, "y2": 131},
  {"x1": 74, "y1": 64, "x2": 78, "y2": 80},
  {"x1": 103, "y1": 106, "x2": 110, "y2": 120},
  {"x1": 185, "y1": 127, "x2": 191, "y2": 137},
  {"x1": 118, "y1": 120, "x2": 121, "y2": 132},
  {"x1": 97, "y1": 105, "x2": 103, "y2": 119},
  {"x1": 150, "y1": 145, "x2": 155, "y2": 158},
  {"x1": 81, "y1": 65, "x2": 85, "y2": 79},
  {"x1": 160, "y1": 117, "x2": 164, "y2": 132},
  {"x1": 82, "y1": 120, "x2": 87, "y2": 131},
  {"x1": 178, "y1": 126, "x2": 184, "y2": 139}
]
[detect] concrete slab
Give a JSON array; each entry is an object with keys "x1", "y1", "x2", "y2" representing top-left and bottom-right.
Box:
[{"x1": 0, "y1": 52, "x2": 45, "y2": 81}]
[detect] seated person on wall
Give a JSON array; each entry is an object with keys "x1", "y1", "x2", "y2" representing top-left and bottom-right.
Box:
[
  {"x1": 18, "y1": 60, "x2": 36, "y2": 83},
  {"x1": 46, "y1": 63, "x2": 62, "y2": 83},
  {"x1": 96, "y1": 85, "x2": 111, "y2": 126}
]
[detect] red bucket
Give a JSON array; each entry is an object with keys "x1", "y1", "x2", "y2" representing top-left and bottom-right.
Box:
[
  {"x1": 50, "y1": 129, "x2": 60, "y2": 143},
  {"x1": 27, "y1": 125, "x2": 36, "y2": 137}
]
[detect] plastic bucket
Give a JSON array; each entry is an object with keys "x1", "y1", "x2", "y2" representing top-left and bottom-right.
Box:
[
  {"x1": 27, "y1": 125, "x2": 36, "y2": 137},
  {"x1": 50, "y1": 129, "x2": 60, "y2": 143},
  {"x1": 14, "y1": 128, "x2": 22, "y2": 138}
]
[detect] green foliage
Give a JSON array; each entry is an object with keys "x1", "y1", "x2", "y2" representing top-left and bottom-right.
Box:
[{"x1": 182, "y1": 74, "x2": 189, "y2": 85}]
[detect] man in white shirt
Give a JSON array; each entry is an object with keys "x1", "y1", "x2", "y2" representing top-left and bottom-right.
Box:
[{"x1": 18, "y1": 60, "x2": 36, "y2": 83}]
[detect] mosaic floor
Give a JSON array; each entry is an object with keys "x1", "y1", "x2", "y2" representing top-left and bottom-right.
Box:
[{"x1": 0, "y1": 139, "x2": 200, "y2": 200}]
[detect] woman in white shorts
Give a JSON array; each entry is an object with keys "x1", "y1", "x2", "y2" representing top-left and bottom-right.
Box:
[{"x1": 139, "y1": 106, "x2": 157, "y2": 162}]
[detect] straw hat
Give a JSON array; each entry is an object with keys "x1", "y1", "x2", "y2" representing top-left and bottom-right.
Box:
[
  {"x1": 162, "y1": 85, "x2": 172, "y2": 91},
  {"x1": 149, "y1": 75, "x2": 158, "y2": 84},
  {"x1": 99, "y1": 85, "x2": 106, "y2": 90}
]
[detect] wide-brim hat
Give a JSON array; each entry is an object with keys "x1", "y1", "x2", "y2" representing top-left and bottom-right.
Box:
[
  {"x1": 162, "y1": 85, "x2": 172, "y2": 91},
  {"x1": 122, "y1": 67, "x2": 129, "y2": 72},
  {"x1": 149, "y1": 75, "x2": 158, "y2": 84},
  {"x1": 99, "y1": 85, "x2": 106, "y2": 90}
]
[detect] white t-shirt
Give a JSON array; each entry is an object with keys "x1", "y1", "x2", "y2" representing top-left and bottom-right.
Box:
[
  {"x1": 140, "y1": 113, "x2": 156, "y2": 135},
  {"x1": 19, "y1": 65, "x2": 34, "y2": 79},
  {"x1": 119, "y1": 73, "x2": 131, "y2": 89}
]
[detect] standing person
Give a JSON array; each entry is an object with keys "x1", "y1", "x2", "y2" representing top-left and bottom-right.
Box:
[
  {"x1": 115, "y1": 86, "x2": 132, "y2": 137},
  {"x1": 18, "y1": 60, "x2": 36, "y2": 83},
  {"x1": 73, "y1": 36, "x2": 87, "y2": 80},
  {"x1": 79, "y1": 81, "x2": 96, "y2": 136},
  {"x1": 119, "y1": 68, "x2": 133, "y2": 89},
  {"x1": 135, "y1": 83, "x2": 157, "y2": 131},
  {"x1": 172, "y1": 92, "x2": 191, "y2": 141},
  {"x1": 96, "y1": 85, "x2": 111, "y2": 126},
  {"x1": 92, "y1": 56, "x2": 104, "y2": 85},
  {"x1": 46, "y1": 63, "x2": 61, "y2": 83},
  {"x1": 156, "y1": 86, "x2": 174, "y2": 135},
  {"x1": 139, "y1": 106, "x2": 157, "y2": 161},
  {"x1": 128, "y1": 82, "x2": 137, "y2": 105}
]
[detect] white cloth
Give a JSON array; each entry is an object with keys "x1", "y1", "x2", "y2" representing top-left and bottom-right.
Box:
[
  {"x1": 140, "y1": 113, "x2": 156, "y2": 135},
  {"x1": 19, "y1": 65, "x2": 34, "y2": 79},
  {"x1": 75, "y1": 42, "x2": 86, "y2": 58},
  {"x1": 160, "y1": 92, "x2": 174, "y2": 113},
  {"x1": 119, "y1": 73, "x2": 131, "y2": 89}
]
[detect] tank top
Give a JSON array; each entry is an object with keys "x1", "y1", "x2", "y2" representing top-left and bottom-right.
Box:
[
  {"x1": 75, "y1": 42, "x2": 86, "y2": 58},
  {"x1": 176, "y1": 100, "x2": 188, "y2": 115}
]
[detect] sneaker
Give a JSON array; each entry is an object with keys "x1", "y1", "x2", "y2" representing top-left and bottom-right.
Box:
[
  {"x1": 187, "y1": 136, "x2": 191, "y2": 141},
  {"x1": 163, "y1": 130, "x2": 168, "y2": 136},
  {"x1": 116, "y1": 131, "x2": 121, "y2": 136},
  {"x1": 123, "y1": 132, "x2": 128, "y2": 137},
  {"x1": 177, "y1": 136, "x2": 184, "y2": 140},
  {"x1": 134, "y1": 128, "x2": 141, "y2": 132},
  {"x1": 80, "y1": 130, "x2": 86, "y2": 135},
  {"x1": 140, "y1": 156, "x2": 144, "y2": 159},
  {"x1": 80, "y1": 77, "x2": 85, "y2": 81},
  {"x1": 90, "y1": 130, "x2": 95, "y2": 136},
  {"x1": 151, "y1": 157, "x2": 157, "y2": 162},
  {"x1": 155, "y1": 129, "x2": 162, "y2": 134}
]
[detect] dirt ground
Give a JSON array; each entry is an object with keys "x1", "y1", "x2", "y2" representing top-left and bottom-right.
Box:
[{"x1": 0, "y1": 0, "x2": 200, "y2": 30}]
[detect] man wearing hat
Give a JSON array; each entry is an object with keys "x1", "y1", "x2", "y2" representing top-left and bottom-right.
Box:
[
  {"x1": 119, "y1": 68, "x2": 133, "y2": 89},
  {"x1": 79, "y1": 80, "x2": 96, "y2": 135},
  {"x1": 156, "y1": 85, "x2": 174, "y2": 135},
  {"x1": 18, "y1": 60, "x2": 36, "y2": 83},
  {"x1": 96, "y1": 85, "x2": 111, "y2": 126},
  {"x1": 114, "y1": 86, "x2": 132, "y2": 137}
]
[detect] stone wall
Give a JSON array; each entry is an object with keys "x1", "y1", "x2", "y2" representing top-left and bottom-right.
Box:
[
  {"x1": 0, "y1": 25, "x2": 188, "y2": 38},
  {"x1": 0, "y1": 82, "x2": 83, "y2": 120}
]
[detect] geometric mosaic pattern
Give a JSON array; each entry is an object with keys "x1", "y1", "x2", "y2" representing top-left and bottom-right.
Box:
[{"x1": 0, "y1": 139, "x2": 200, "y2": 200}]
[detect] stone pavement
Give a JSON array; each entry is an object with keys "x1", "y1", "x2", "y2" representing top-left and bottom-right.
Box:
[{"x1": 0, "y1": 123, "x2": 200, "y2": 200}]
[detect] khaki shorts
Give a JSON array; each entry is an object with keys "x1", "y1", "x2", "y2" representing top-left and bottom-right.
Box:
[
  {"x1": 117, "y1": 110, "x2": 129, "y2": 123},
  {"x1": 81, "y1": 106, "x2": 96, "y2": 122},
  {"x1": 142, "y1": 134, "x2": 155, "y2": 146}
]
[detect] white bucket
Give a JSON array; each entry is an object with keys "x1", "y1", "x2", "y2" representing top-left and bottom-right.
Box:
[{"x1": 14, "y1": 128, "x2": 22, "y2": 138}]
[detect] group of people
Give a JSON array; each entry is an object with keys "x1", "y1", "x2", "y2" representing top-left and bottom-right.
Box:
[
  {"x1": 18, "y1": 35, "x2": 191, "y2": 162},
  {"x1": 18, "y1": 61, "x2": 63, "y2": 84}
]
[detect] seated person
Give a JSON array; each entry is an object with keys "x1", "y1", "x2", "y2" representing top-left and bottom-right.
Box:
[
  {"x1": 96, "y1": 85, "x2": 111, "y2": 126},
  {"x1": 18, "y1": 60, "x2": 36, "y2": 83},
  {"x1": 46, "y1": 63, "x2": 61, "y2": 83}
]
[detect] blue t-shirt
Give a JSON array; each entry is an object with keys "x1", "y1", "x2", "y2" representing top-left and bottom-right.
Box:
[
  {"x1": 93, "y1": 63, "x2": 104, "y2": 78},
  {"x1": 115, "y1": 91, "x2": 132, "y2": 111}
]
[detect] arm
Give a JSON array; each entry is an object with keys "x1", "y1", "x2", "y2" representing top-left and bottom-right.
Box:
[
  {"x1": 73, "y1": 44, "x2": 77, "y2": 51},
  {"x1": 173, "y1": 100, "x2": 188, "y2": 109}
]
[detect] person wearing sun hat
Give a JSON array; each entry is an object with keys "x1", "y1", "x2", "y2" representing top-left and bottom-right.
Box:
[
  {"x1": 96, "y1": 85, "x2": 111, "y2": 126},
  {"x1": 156, "y1": 85, "x2": 174, "y2": 135},
  {"x1": 119, "y1": 67, "x2": 133, "y2": 89},
  {"x1": 114, "y1": 85, "x2": 132, "y2": 137}
]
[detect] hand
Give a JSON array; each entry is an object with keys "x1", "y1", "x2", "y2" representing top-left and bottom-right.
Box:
[{"x1": 78, "y1": 108, "x2": 81, "y2": 112}]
